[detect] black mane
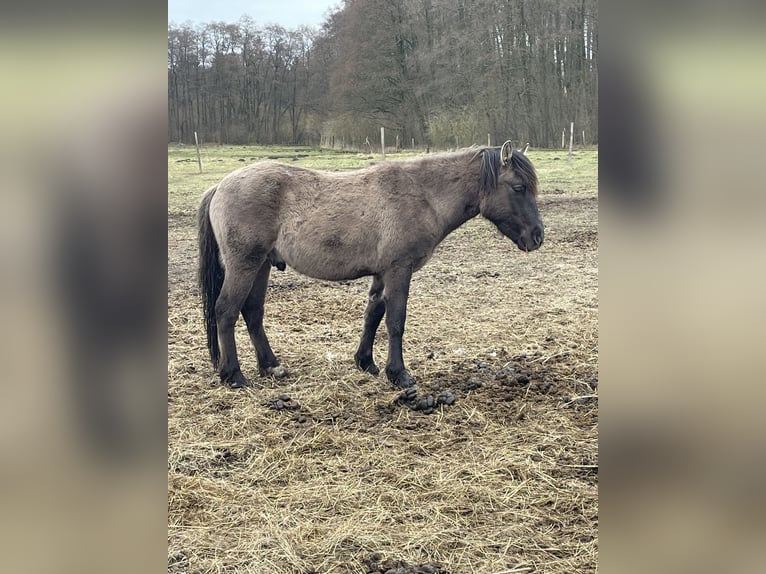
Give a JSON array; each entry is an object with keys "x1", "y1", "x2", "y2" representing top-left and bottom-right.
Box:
[{"x1": 478, "y1": 147, "x2": 538, "y2": 195}]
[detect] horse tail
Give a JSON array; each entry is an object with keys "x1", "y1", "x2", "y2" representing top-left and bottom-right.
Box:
[{"x1": 198, "y1": 186, "x2": 223, "y2": 368}]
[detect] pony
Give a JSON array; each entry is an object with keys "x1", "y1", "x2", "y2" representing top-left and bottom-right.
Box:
[{"x1": 198, "y1": 141, "x2": 543, "y2": 388}]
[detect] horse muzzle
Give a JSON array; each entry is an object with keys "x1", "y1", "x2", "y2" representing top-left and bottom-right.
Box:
[{"x1": 516, "y1": 226, "x2": 544, "y2": 252}]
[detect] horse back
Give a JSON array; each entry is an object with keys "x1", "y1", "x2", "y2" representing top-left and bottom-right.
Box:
[{"x1": 209, "y1": 160, "x2": 442, "y2": 279}]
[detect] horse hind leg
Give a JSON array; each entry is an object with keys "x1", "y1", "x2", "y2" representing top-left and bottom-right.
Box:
[
  {"x1": 241, "y1": 261, "x2": 288, "y2": 379},
  {"x1": 354, "y1": 275, "x2": 385, "y2": 376},
  {"x1": 215, "y1": 262, "x2": 263, "y2": 388}
]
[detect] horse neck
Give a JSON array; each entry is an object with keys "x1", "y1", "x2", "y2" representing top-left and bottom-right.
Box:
[{"x1": 417, "y1": 152, "x2": 482, "y2": 238}]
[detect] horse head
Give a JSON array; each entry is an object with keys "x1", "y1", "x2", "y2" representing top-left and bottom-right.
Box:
[{"x1": 479, "y1": 140, "x2": 544, "y2": 252}]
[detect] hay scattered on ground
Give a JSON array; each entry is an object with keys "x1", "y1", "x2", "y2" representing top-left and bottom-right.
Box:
[{"x1": 169, "y1": 150, "x2": 598, "y2": 573}]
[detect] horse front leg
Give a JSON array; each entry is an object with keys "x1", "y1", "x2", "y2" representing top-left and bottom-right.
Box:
[
  {"x1": 381, "y1": 267, "x2": 416, "y2": 388},
  {"x1": 354, "y1": 275, "x2": 385, "y2": 375}
]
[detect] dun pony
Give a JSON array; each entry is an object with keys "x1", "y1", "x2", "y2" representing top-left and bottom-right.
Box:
[{"x1": 198, "y1": 141, "x2": 543, "y2": 388}]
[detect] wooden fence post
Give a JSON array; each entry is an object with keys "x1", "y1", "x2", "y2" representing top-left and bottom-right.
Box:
[
  {"x1": 194, "y1": 131, "x2": 202, "y2": 173},
  {"x1": 568, "y1": 122, "x2": 574, "y2": 163},
  {"x1": 380, "y1": 127, "x2": 386, "y2": 160}
]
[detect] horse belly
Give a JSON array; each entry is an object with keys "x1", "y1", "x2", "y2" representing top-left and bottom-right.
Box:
[{"x1": 276, "y1": 237, "x2": 377, "y2": 281}]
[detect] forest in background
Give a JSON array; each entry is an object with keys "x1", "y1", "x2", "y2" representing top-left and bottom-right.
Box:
[{"x1": 168, "y1": 0, "x2": 597, "y2": 149}]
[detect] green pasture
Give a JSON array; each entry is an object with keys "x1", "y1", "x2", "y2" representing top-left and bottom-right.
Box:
[{"x1": 168, "y1": 144, "x2": 598, "y2": 216}]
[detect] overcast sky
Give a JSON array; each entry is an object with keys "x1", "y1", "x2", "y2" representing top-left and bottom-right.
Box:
[{"x1": 168, "y1": 0, "x2": 341, "y2": 29}]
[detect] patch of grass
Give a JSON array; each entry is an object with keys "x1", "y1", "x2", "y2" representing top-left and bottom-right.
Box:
[
  {"x1": 169, "y1": 144, "x2": 417, "y2": 215},
  {"x1": 168, "y1": 145, "x2": 598, "y2": 215},
  {"x1": 529, "y1": 149, "x2": 599, "y2": 195}
]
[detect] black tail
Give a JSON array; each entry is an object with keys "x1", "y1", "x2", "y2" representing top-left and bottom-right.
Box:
[{"x1": 198, "y1": 187, "x2": 223, "y2": 368}]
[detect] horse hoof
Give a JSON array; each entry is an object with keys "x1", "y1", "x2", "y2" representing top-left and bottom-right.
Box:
[
  {"x1": 365, "y1": 363, "x2": 381, "y2": 376},
  {"x1": 224, "y1": 371, "x2": 250, "y2": 388},
  {"x1": 355, "y1": 354, "x2": 380, "y2": 376},
  {"x1": 266, "y1": 365, "x2": 289, "y2": 379},
  {"x1": 388, "y1": 369, "x2": 416, "y2": 388}
]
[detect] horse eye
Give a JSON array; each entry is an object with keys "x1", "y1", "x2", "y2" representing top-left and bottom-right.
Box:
[{"x1": 513, "y1": 185, "x2": 525, "y2": 193}]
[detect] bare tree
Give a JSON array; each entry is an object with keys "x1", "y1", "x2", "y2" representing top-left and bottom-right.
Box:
[{"x1": 167, "y1": 0, "x2": 598, "y2": 147}]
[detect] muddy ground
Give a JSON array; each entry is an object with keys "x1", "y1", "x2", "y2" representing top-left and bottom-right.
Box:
[{"x1": 168, "y1": 148, "x2": 598, "y2": 573}]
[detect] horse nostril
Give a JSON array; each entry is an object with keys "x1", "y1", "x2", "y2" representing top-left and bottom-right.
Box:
[{"x1": 532, "y1": 227, "x2": 544, "y2": 246}]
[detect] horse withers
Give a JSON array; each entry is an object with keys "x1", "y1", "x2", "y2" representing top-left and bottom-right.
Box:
[{"x1": 198, "y1": 140, "x2": 543, "y2": 389}]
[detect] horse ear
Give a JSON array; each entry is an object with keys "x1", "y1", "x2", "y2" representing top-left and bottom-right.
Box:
[
  {"x1": 500, "y1": 140, "x2": 514, "y2": 166},
  {"x1": 521, "y1": 143, "x2": 530, "y2": 155}
]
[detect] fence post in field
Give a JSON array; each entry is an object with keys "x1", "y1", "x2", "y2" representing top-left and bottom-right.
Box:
[
  {"x1": 412, "y1": 137, "x2": 415, "y2": 149},
  {"x1": 380, "y1": 127, "x2": 385, "y2": 160},
  {"x1": 568, "y1": 122, "x2": 574, "y2": 164},
  {"x1": 562, "y1": 129, "x2": 565, "y2": 149},
  {"x1": 194, "y1": 131, "x2": 202, "y2": 173},
  {"x1": 488, "y1": 133, "x2": 491, "y2": 147}
]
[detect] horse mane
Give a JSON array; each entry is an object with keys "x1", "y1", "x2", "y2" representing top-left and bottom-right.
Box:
[
  {"x1": 371, "y1": 145, "x2": 538, "y2": 197},
  {"x1": 476, "y1": 146, "x2": 538, "y2": 196}
]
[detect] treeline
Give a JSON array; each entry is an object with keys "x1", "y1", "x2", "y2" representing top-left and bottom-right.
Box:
[{"x1": 168, "y1": 0, "x2": 597, "y2": 149}]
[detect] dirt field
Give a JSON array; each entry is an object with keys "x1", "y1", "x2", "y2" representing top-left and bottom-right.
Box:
[{"x1": 168, "y1": 146, "x2": 598, "y2": 573}]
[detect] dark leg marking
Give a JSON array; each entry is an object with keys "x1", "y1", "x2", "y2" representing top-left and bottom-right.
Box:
[
  {"x1": 241, "y1": 261, "x2": 288, "y2": 379},
  {"x1": 381, "y1": 266, "x2": 416, "y2": 388},
  {"x1": 215, "y1": 262, "x2": 261, "y2": 388},
  {"x1": 354, "y1": 275, "x2": 385, "y2": 375}
]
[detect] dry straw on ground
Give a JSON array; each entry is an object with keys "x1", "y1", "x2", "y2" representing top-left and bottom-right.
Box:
[{"x1": 169, "y1": 149, "x2": 597, "y2": 573}]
